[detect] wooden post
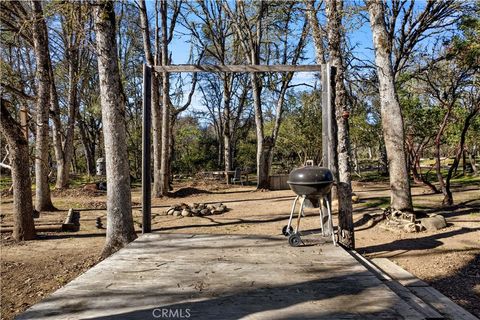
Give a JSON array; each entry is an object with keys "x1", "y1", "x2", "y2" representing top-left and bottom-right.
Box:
[
  {"x1": 323, "y1": 64, "x2": 338, "y2": 200},
  {"x1": 321, "y1": 63, "x2": 333, "y2": 236},
  {"x1": 142, "y1": 64, "x2": 152, "y2": 233},
  {"x1": 321, "y1": 63, "x2": 329, "y2": 168}
]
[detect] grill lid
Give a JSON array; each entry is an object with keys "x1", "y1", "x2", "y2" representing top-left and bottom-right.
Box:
[{"x1": 287, "y1": 166, "x2": 333, "y2": 185}]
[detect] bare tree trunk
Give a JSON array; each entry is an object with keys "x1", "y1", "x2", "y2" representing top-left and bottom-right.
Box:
[
  {"x1": 378, "y1": 141, "x2": 388, "y2": 175},
  {"x1": 444, "y1": 108, "x2": 479, "y2": 205},
  {"x1": 77, "y1": 117, "x2": 95, "y2": 175},
  {"x1": 93, "y1": 1, "x2": 137, "y2": 258},
  {"x1": 50, "y1": 83, "x2": 65, "y2": 187},
  {"x1": 139, "y1": 0, "x2": 163, "y2": 197},
  {"x1": 222, "y1": 1, "x2": 267, "y2": 189},
  {"x1": 31, "y1": 0, "x2": 55, "y2": 212},
  {"x1": 159, "y1": 0, "x2": 170, "y2": 196},
  {"x1": 327, "y1": 0, "x2": 354, "y2": 249},
  {"x1": 48, "y1": 4, "x2": 82, "y2": 189},
  {"x1": 152, "y1": 75, "x2": 162, "y2": 194},
  {"x1": 57, "y1": 49, "x2": 78, "y2": 188},
  {"x1": 0, "y1": 100, "x2": 36, "y2": 241},
  {"x1": 367, "y1": 0, "x2": 413, "y2": 212},
  {"x1": 304, "y1": 0, "x2": 326, "y2": 64},
  {"x1": 223, "y1": 76, "x2": 232, "y2": 177},
  {"x1": 251, "y1": 72, "x2": 269, "y2": 189},
  {"x1": 468, "y1": 147, "x2": 478, "y2": 175},
  {"x1": 352, "y1": 144, "x2": 360, "y2": 175},
  {"x1": 434, "y1": 107, "x2": 452, "y2": 205}
]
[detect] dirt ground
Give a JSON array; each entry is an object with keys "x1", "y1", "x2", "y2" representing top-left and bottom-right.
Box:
[{"x1": 1, "y1": 180, "x2": 479, "y2": 320}]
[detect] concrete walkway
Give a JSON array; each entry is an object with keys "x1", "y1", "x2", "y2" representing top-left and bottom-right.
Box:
[{"x1": 18, "y1": 233, "x2": 424, "y2": 320}]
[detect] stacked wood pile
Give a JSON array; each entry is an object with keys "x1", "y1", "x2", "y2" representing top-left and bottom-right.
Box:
[{"x1": 164, "y1": 203, "x2": 227, "y2": 217}]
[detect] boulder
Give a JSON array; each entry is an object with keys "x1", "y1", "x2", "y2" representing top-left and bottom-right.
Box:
[
  {"x1": 200, "y1": 209, "x2": 210, "y2": 216},
  {"x1": 173, "y1": 210, "x2": 182, "y2": 217},
  {"x1": 181, "y1": 209, "x2": 192, "y2": 217},
  {"x1": 421, "y1": 215, "x2": 447, "y2": 231}
]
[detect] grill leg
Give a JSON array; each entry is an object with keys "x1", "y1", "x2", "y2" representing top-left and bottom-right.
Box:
[
  {"x1": 319, "y1": 203, "x2": 325, "y2": 236},
  {"x1": 295, "y1": 196, "x2": 306, "y2": 234},
  {"x1": 287, "y1": 196, "x2": 299, "y2": 231},
  {"x1": 325, "y1": 196, "x2": 336, "y2": 246}
]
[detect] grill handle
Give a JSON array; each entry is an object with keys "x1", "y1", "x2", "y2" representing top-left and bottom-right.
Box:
[{"x1": 305, "y1": 160, "x2": 314, "y2": 166}]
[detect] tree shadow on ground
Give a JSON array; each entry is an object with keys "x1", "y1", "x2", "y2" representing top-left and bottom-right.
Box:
[
  {"x1": 151, "y1": 210, "x2": 324, "y2": 233},
  {"x1": 429, "y1": 253, "x2": 480, "y2": 318},
  {"x1": 22, "y1": 272, "x2": 403, "y2": 320},
  {"x1": 358, "y1": 227, "x2": 480, "y2": 255},
  {"x1": 169, "y1": 187, "x2": 212, "y2": 197},
  {"x1": 415, "y1": 201, "x2": 480, "y2": 218}
]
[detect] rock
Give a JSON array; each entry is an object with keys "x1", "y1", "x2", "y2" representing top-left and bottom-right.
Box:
[
  {"x1": 166, "y1": 207, "x2": 175, "y2": 215},
  {"x1": 218, "y1": 205, "x2": 226, "y2": 212},
  {"x1": 206, "y1": 204, "x2": 214, "y2": 211},
  {"x1": 351, "y1": 194, "x2": 360, "y2": 203},
  {"x1": 200, "y1": 209, "x2": 209, "y2": 216},
  {"x1": 198, "y1": 203, "x2": 206, "y2": 210},
  {"x1": 181, "y1": 209, "x2": 192, "y2": 217},
  {"x1": 97, "y1": 181, "x2": 107, "y2": 191},
  {"x1": 191, "y1": 209, "x2": 200, "y2": 216},
  {"x1": 421, "y1": 215, "x2": 447, "y2": 231},
  {"x1": 173, "y1": 210, "x2": 182, "y2": 217},
  {"x1": 192, "y1": 203, "x2": 199, "y2": 209},
  {"x1": 403, "y1": 223, "x2": 417, "y2": 233}
]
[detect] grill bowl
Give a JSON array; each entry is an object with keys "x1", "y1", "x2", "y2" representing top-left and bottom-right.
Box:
[{"x1": 287, "y1": 166, "x2": 333, "y2": 196}]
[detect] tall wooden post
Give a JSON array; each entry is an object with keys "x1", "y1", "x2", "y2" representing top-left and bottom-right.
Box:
[
  {"x1": 142, "y1": 64, "x2": 152, "y2": 233},
  {"x1": 321, "y1": 63, "x2": 329, "y2": 168},
  {"x1": 321, "y1": 63, "x2": 335, "y2": 235},
  {"x1": 322, "y1": 63, "x2": 338, "y2": 198}
]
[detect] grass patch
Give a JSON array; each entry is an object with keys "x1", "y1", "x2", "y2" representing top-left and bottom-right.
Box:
[
  {"x1": 68, "y1": 174, "x2": 103, "y2": 187},
  {"x1": 0, "y1": 176, "x2": 12, "y2": 191},
  {"x1": 353, "y1": 170, "x2": 390, "y2": 183},
  {"x1": 362, "y1": 197, "x2": 390, "y2": 209},
  {"x1": 451, "y1": 174, "x2": 480, "y2": 185}
]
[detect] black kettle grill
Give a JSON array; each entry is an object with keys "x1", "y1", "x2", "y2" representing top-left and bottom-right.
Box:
[{"x1": 282, "y1": 161, "x2": 336, "y2": 246}]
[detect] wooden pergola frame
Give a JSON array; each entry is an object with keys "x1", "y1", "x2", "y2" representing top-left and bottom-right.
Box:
[{"x1": 141, "y1": 63, "x2": 336, "y2": 234}]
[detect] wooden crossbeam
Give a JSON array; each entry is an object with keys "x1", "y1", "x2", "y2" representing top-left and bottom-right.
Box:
[{"x1": 153, "y1": 64, "x2": 322, "y2": 73}]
